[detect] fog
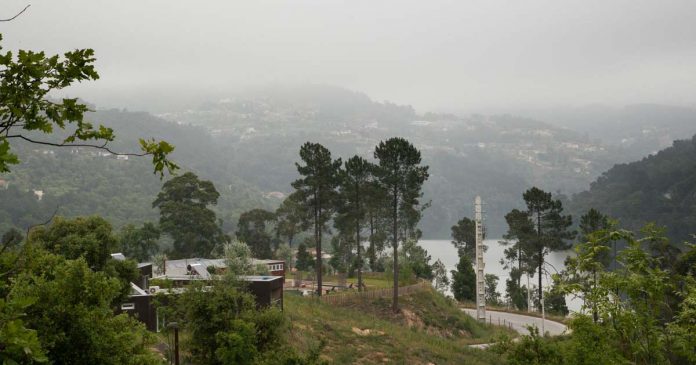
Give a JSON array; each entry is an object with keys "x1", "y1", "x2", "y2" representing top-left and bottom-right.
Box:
[{"x1": 2, "y1": 0, "x2": 696, "y2": 112}]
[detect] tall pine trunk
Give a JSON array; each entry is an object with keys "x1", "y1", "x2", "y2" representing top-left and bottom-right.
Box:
[
  {"x1": 356, "y1": 218, "x2": 362, "y2": 292},
  {"x1": 315, "y1": 196, "x2": 322, "y2": 297},
  {"x1": 538, "y1": 249, "x2": 543, "y2": 312},
  {"x1": 592, "y1": 269, "x2": 598, "y2": 323},
  {"x1": 369, "y1": 213, "x2": 375, "y2": 271},
  {"x1": 356, "y1": 187, "x2": 363, "y2": 292},
  {"x1": 517, "y1": 245, "x2": 522, "y2": 289},
  {"x1": 537, "y1": 212, "x2": 543, "y2": 312},
  {"x1": 392, "y1": 187, "x2": 399, "y2": 313}
]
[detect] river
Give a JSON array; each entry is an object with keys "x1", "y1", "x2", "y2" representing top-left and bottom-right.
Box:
[{"x1": 419, "y1": 239, "x2": 581, "y2": 312}]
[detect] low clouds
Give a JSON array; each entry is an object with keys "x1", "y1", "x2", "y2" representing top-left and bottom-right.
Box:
[{"x1": 3, "y1": 0, "x2": 695, "y2": 112}]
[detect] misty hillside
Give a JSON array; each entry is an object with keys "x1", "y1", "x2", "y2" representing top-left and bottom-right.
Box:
[
  {"x1": 569, "y1": 134, "x2": 696, "y2": 244},
  {"x1": 4, "y1": 86, "x2": 694, "y2": 239},
  {"x1": 158, "y1": 85, "x2": 646, "y2": 237},
  {"x1": 527, "y1": 104, "x2": 696, "y2": 160}
]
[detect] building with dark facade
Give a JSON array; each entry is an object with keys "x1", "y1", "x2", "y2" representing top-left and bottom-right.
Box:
[{"x1": 116, "y1": 258, "x2": 285, "y2": 332}]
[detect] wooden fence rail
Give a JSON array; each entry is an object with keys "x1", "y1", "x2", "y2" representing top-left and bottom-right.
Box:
[{"x1": 317, "y1": 280, "x2": 430, "y2": 305}]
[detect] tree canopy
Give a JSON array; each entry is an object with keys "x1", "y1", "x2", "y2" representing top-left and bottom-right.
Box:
[
  {"x1": 236, "y1": 208, "x2": 276, "y2": 259},
  {"x1": 153, "y1": 172, "x2": 228, "y2": 258},
  {"x1": 451, "y1": 217, "x2": 477, "y2": 259}
]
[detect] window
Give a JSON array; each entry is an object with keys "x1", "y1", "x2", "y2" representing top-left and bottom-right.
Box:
[{"x1": 121, "y1": 303, "x2": 135, "y2": 311}]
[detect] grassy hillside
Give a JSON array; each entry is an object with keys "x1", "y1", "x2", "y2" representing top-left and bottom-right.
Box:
[{"x1": 284, "y1": 287, "x2": 510, "y2": 364}]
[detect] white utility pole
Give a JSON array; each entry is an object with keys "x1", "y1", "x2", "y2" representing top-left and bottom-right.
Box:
[
  {"x1": 527, "y1": 274, "x2": 532, "y2": 313},
  {"x1": 541, "y1": 270, "x2": 546, "y2": 334},
  {"x1": 475, "y1": 196, "x2": 486, "y2": 322}
]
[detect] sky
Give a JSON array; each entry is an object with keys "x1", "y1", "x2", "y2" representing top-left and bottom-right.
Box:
[{"x1": 2, "y1": 0, "x2": 696, "y2": 113}]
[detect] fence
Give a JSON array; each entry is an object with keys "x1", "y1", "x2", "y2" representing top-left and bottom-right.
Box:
[{"x1": 317, "y1": 280, "x2": 430, "y2": 305}]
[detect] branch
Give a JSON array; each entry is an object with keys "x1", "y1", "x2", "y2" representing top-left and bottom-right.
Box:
[
  {"x1": 543, "y1": 261, "x2": 561, "y2": 275},
  {"x1": 7, "y1": 134, "x2": 150, "y2": 157},
  {"x1": 0, "y1": 205, "x2": 58, "y2": 279},
  {"x1": 0, "y1": 4, "x2": 30, "y2": 22},
  {"x1": 26, "y1": 205, "x2": 59, "y2": 239}
]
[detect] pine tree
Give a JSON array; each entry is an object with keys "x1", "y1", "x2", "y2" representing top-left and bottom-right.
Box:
[
  {"x1": 500, "y1": 208, "x2": 535, "y2": 309},
  {"x1": 335, "y1": 155, "x2": 374, "y2": 291},
  {"x1": 451, "y1": 253, "x2": 476, "y2": 302},
  {"x1": 522, "y1": 187, "x2": 576, "y2": 311},
  {"x1": 291, "y1": 142, "x2": 341, "y2": 296},
  {"x1": 374, "y1": 137, "x2": 429, "y2": 312}
]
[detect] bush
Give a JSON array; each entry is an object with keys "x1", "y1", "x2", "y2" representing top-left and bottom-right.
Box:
[{"x1": 174, "y1": 281, "x2": 288, "y2": 365}]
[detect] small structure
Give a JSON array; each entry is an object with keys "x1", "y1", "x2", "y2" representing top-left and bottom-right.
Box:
[
  {"x1": 252, "y1": 259, "x2": 286, "y2": 276},
  {"x1": 117, "y1": 256, "x2": 285, "y2": 332},
  {"x1": 117, "y1": 276, "x2": 284, "y2": 332}
]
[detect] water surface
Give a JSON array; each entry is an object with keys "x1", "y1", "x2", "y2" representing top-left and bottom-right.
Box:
[{"x1": 419, "y1": 239, "x2": 581, "y2": 312}]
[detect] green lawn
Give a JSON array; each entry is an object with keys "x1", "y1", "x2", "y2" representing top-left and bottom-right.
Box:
[{"x1": 284, "y1": 286, "x2": 512, "y2": 364}]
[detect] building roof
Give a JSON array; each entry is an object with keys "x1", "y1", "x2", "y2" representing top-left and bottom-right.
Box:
[
  {"x1": 156, "y1": 257, "x2": 285, "y2": 280},
  {"x1": 110, "y1": 253, "x2": 127, "y2": 261},
  {"x1": 161, "y1": 258, "x2": 226, "y2": 277}
]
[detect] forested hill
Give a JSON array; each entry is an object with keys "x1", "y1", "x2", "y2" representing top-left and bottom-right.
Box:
[
  {"x1": 4, "y1": 86, "x2": 693, "y2": 239},
  {"x1": 0, "y1": 109, "x2": 275, "y2": 234},
  {"x1": 570, "y1": 134, "x2": 696, "y2": 243}
]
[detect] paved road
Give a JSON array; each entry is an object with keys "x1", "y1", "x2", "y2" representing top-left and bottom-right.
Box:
[{"x1": 462, "y1": 308, "x2": 567, "y2": 336}]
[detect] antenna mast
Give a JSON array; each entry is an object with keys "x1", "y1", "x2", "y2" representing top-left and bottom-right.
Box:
[{"x1": 475, "y1": 196, "x2": 486, "y2": 322}]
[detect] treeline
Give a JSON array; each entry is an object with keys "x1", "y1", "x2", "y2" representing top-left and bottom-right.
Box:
[{"x1": 234, "y1": 138, "x2": 431, "y2": 312}]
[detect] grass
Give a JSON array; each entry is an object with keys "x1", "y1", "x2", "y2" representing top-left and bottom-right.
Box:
[{"x1": 284, "y1": 286, "x2": 513, "y2": 364}]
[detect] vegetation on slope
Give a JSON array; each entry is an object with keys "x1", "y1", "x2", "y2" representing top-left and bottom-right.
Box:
[
  {"x1": 284, "y1": 287, "x2": 512, "y2": 364},
  {"x1": 570, "y1": 134, "x2": 696, "y2": 244},
  {"x1": 0, "y1": 109, "x2": 275, "y2": 234}
]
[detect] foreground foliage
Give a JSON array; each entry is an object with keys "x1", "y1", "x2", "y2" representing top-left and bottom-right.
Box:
[
  {"x1": 165, "y1": 279, "x2": 324, "y2": 365},
  {"x1": 492, "y1": 225, "x2": 696, "y2": 365},
  {"x1": 0, "y1": 34, "x2": 175, "y2": 176},
  {"x1": 1, "y1": 247, "x2": 160, "y2": 364}
]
